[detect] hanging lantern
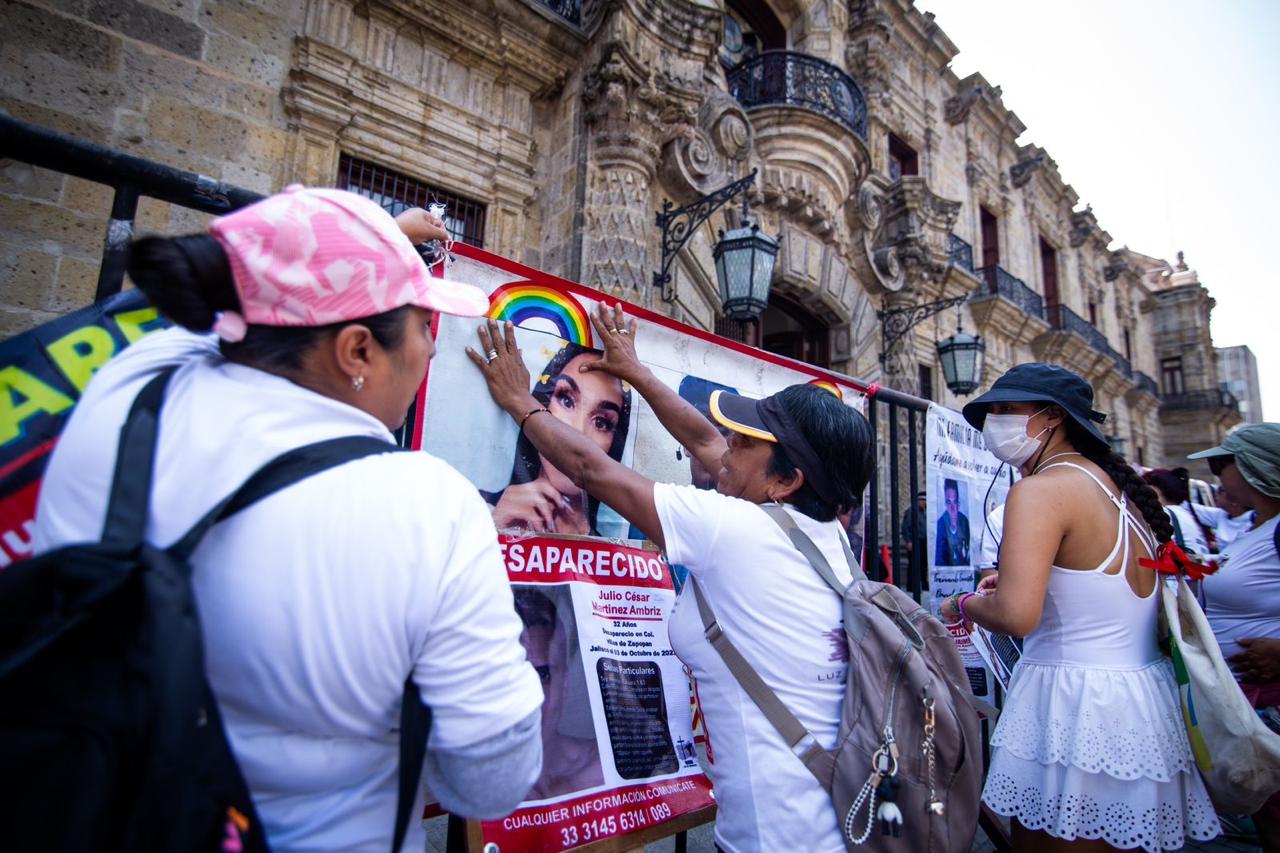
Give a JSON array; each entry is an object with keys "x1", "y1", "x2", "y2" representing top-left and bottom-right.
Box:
[
  {"x1": 936, "y1": 331, "x2": 985, "y2": 395},
  {"x1": 713, "y1": 223, "x2": 779, "y2": 321}
]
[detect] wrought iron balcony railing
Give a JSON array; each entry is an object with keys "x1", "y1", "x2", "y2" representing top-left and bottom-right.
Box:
[
  {"x1": 1135, "y1": 371, "x2": 1159, "y2": 397},
  {"x1": 1047, "y1": 303, "x2": 1110, "y2": 353},
  {"x1": 1161, "y1": 389, "x2": 1241, "y2": 414},
  {"x1": 727, "y1": 51, "x2": 867, "y2": 141},
  {"x1": 948, "y1": 233, "x2": 975, "y2": 274},
  {"x1": 539, "y1": 0, "x2": 580, "y2": 24},
  {"x1": 1106, "y1": 345, "x2": 1133, "y2": 378},
  {"x1": 975, "y1": 264, "x2": 1045, "y2": 319}
]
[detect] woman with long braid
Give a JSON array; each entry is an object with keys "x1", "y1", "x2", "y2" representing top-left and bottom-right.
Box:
[{"x1": 940, "y1": 364, "x2": 1219, "y2": 852}]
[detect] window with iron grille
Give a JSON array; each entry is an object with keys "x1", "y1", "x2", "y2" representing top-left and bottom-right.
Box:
[{"x1": 336, "y1": 154, "x2": 486, "y2": 248}]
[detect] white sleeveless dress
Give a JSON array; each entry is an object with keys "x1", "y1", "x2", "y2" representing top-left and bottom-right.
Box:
[{"x1": 982, "y1": 462, "x2": 1221, "y2": 850}]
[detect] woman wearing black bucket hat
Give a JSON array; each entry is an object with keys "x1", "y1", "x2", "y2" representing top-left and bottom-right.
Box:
[
  {"x1": 945, "y1": 363, "x2": 1220, "y2": 851},
  {"x1": 469, "y1": 303, "x2": 875, "y2": 853}
]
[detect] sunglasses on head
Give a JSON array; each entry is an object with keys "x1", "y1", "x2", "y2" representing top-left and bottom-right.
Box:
[{"x1": 1208, "y1": 455, "x2": 1233, "y2": 476}]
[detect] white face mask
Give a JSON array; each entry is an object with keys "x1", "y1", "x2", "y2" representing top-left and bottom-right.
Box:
[{"x1": 983, "y1": 407, "x2": 1051, "y2": 467}]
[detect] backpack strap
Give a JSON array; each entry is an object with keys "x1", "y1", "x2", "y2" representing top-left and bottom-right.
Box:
[
  {"x1": 168, "y1": 435, "x2": 403, "y2": 560},
  {"x1": 163, "y1": 434, "x2": 430, "y2": 852},
  {"x1": 394, "y1": 678, "x2": 431, "y2": 853},
  {"x1": 101, "y1": 368, "x2": 176, "y2": 547},
  {"x1": 688, "y1": 576, "x2": 836, "y2": 791}
]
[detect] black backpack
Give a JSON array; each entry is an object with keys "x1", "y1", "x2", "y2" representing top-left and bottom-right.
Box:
[{"x1": 0, "y1": 369, "x2": 429, "y2": 853}]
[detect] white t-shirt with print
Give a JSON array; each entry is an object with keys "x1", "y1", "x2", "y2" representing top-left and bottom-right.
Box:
[
  {"x1": 655, "y1": 484, "x2": 850, "y2": 853},
  {"x1": 1203, "y1": 514, "x2": 1280, "y2": 662},
  {"x1": 35, "y1": 328, "x2": 543, "y2": 852}
]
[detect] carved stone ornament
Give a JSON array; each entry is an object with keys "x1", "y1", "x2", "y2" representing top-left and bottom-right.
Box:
[
  {"x1": 1070, "y1": 205, "x2": 1097, "y2": 248},
  {"x1": 658, "y1": 88, "x2": 755, "y2": 200},
  {"x1": 1010, "y1": 153, "x2": 1046, "y2": 189},
  {"x1": 850, "y1": 176, "x2": 961, "y2": 296},
  {"x1": 944, "y1": 86, "x2": 983, "y2": 125},
  {"x1": 1104, "y1": 254, "x2": 1130, "y2": 282}
]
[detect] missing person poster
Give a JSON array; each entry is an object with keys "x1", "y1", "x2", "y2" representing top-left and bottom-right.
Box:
[
  {"x1": 485, "y1": 535, "x2": 712, "y2": 851},
  {"x1": 415, "y1": 245, "x2": 870, "y2": 847},
  {"x1": 925, "y1": 404, "x2": 1018, "y2": 701}
]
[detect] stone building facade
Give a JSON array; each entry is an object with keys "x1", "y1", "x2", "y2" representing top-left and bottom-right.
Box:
[
  {"x1": 1217, "y1": 344, "x2": 1262, "y2": 426},
  {"x1": 0, "y1": 0, "x2": 1239, "y2": 474}
]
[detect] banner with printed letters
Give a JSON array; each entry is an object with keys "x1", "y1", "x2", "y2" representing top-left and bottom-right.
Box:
[
  {"x1": 0, "y1": 290, "x2": 167, "y2": 569},
  {"x1": 416, "y1": 245, "x2": 870, "y2": 849}
]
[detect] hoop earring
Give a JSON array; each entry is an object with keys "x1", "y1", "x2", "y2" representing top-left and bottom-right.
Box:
[{"x1": 352, "y1": 375, "x2": 365, "y2": 392}]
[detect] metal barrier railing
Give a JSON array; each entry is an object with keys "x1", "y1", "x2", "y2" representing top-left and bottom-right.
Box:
[
  {"x1": 0, "y1": 116, "x2": 1009, "y2": 852},
  {"x1": 0, "y1": 114, "x2": 265, "y2": 302},
  {"x1": 863, "y1": 383, "x2": 930, "y2": 599}
]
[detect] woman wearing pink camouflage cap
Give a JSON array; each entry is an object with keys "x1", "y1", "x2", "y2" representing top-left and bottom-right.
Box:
[{"x1": 32, "y1": 187, "x2": 544, "y2": 851}]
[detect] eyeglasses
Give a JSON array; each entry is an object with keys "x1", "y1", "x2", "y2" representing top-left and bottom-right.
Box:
[{"x1": 1208, "y1": 455, "x2": 1234, "y2": 476}]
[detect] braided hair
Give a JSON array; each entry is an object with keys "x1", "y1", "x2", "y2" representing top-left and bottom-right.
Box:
[{"x1": 1063, "y1": 419, "x2": 1174, "y2": 545}]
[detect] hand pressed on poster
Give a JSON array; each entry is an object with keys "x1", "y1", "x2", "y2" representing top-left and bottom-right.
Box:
[{"x1": 467, "y1": 320, "x2": 632, "y2": 536}]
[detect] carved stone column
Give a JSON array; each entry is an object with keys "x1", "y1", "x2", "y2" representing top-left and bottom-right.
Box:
[{"x1": 580, "y1": 37, "x2": 698, "y2": 305}]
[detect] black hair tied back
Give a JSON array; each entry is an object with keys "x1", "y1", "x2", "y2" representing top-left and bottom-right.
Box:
[{"x1": 125, "y1": 234, "x2": 241, "y2": 332}]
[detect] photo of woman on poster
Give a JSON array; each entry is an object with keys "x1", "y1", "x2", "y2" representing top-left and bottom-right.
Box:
[
  {"x1": 483, "y1": 342, "x2": 632, "y2": 534},
  {"x1": 935, "y1": 476, "x2": 972, "y2": 565},
  {"x1": 514, "y1": 587, "x2": 606, "y2": 801}
]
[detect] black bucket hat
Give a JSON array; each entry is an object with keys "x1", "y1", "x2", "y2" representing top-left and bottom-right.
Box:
[{"x1": 961, "y1": 363, "x2": 1109, "y2": 451}]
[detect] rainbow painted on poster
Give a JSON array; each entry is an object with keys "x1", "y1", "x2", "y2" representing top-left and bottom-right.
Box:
[
  {"x1": 486, "y1": 282, "x2": 591, "y2": 346},
  {"x1": 808, "y1": 379, "x2": 844, "y2": 400}
]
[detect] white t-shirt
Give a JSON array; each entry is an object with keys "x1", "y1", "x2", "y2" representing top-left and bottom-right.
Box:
[
  {"x1": 1165, "y1": 504, "x2": 1210, "y2": 558},
  {"x1": 35, "y1": 328, "x2": 543, "y2": 852},
  {"x1": 1203, "y1": 514, "x2": 1280, "y2": 663},
  {"x1": 1216, "y1": 511, "x2": 1257, "y2": 549},
  {"x1": 655, "y1": 484, "x2": 850, "y2": 853}
]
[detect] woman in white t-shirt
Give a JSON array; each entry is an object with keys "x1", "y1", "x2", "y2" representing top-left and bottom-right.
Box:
[
  {"x1": 470, "y1": 304, "x2": 875, "y2": 853},
  {"x1": 34, "y1": 188, "x2": 544, "y2": 852},
  {"x1": 1190, "y1": 424, "x2": 1280, "y2": 851},
  {"x1": 1141, "y1": 468, "x2": 1218, "y2": 558}
]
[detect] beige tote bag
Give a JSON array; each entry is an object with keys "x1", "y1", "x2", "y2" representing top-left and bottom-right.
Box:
[{"x1": 1159, "y1": 575, "x2": 1280, "y2": 816}]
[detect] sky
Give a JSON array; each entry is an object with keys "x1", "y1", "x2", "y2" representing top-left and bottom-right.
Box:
[{"x1": 912, "y1": 0, "x2": 1280, "y2": 420}]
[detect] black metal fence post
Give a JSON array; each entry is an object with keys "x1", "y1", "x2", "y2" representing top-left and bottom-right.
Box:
[{"x1": 95, "y1": 186, "x2": 139, "y2": 301}]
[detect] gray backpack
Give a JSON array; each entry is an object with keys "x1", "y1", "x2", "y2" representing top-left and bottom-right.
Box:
[{"x1": 690, "y1": 504, "x2": 985, "y2": 852}]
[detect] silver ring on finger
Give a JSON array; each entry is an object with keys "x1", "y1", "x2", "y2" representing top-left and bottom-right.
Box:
[
  {"x1": 485, "y1": 349, "x2": 499, "y2": 363},
  {"x1": 617, "y1": 329, "x2": 630, "y2": 335}
]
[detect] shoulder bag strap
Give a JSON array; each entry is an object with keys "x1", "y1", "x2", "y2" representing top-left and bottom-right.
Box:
[
  {"x1": 765, "y1": 506, "x2": 1002, "y2": 723},
  {"x1": 761, "y1": 503, "x2": 865, "y2": 587},
  {"x1": 689, "y1": 576, "x2": 836, "y2": 791},
  {"x1": 101, "y1": 368, "x2": 177, "y2": 546}
]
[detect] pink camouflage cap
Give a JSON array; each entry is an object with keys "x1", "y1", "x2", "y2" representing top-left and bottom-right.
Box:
[{"x1": 207, "y1": 185, "x2": 488, "y2": 338}]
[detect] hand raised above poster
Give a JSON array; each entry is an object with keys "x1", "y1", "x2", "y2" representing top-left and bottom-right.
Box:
[{"x1": 416, "y1": 246, "x2": 868, "y2": 545}]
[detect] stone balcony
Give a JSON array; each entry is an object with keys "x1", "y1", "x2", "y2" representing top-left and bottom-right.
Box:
[
  {"x1": 1033, "y1": 303, "x2": 1113, "y2": 380},
  {"x1": 968, "y1": 261, "x2": 1048, "y2": 347},
  {"x1": 1161, "y1": 389, "x2": 1241, "y2": 415},
  {"x1": 724, "y1": 50, "x2": 871, "y2": 307},
  {"x1": 727, "y1": 51, "x2": 867, "y2": 141},
  {"x1": 536, "y1": 0, "x2": 580, "y2": 25}
]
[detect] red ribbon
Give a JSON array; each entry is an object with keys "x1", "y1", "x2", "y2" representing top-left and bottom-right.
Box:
[{"x1": 1139, "y1": 541, "x2": 1218, "y2": 581}]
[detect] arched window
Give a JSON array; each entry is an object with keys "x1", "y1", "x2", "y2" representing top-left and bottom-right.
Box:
[
  {"x1": 721, "y1": 1, "x2": 786, "y2": 69},
  {"x1": 760, "y1": 293, "x2": 830, "y2": 368}
]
